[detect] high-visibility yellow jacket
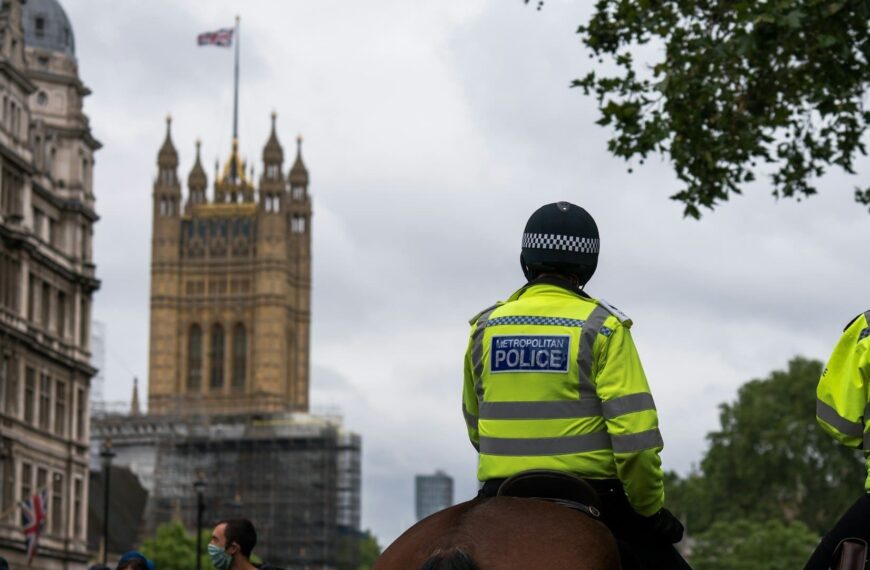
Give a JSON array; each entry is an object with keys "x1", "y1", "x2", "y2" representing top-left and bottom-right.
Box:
[
  {"x1": 816, "y1": 310, "x2": 870, "y2": 489},
  {"x1": 462, "y1": 279, "x2": 665, "y2": 516}
]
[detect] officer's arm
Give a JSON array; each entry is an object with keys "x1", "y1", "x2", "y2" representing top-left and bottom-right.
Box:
[
  {"x1": 595, "y1": 323, "x2": 664, "y2": 517},
  {"x1": 816, "y1": 317, "x2": 869, "y2": 449},
  {"x1": 462, "y1": 329, "x2": 481, "y2": 451}
]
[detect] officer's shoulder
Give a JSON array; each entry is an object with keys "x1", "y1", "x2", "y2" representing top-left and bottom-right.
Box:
[
  {"x1": 468, "y1": 301, "x2": 503, "y2": 325},
  {"x1": 592, "y1": 297, "x2": 633, "y2": 328},
  {"x1": 843, "y1": 310, "x2": 870, "y2": 332}
]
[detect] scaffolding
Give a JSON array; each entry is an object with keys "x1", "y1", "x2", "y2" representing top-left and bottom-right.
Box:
[{"x1": 92, "y1": 410, "x2": 362, "y2": 570}]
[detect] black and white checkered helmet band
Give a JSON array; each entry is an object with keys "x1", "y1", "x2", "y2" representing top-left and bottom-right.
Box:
[{"x1": 522, "y1": 233, "x2": 600, "y2": 254}]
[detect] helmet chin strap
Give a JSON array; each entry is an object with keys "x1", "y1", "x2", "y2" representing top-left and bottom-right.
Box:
[{"x1": 520, "y1": 253, "x2": 533, "y2": 281}]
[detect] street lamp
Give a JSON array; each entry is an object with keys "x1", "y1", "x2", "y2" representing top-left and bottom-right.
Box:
[
  {"x1": 99, "y1": 438, "x2": 116, "y2": 565},
  {"x1": 194, "y1": 472, "x2": 206, "y2": 570}
]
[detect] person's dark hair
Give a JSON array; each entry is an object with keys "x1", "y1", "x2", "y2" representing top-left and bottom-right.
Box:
[
  {"x1": 219, "y1": 518, "x2": 257, "y2": 558},
  {"x1": 117, "y1": 558, "x2": 149, "y2": 570}
]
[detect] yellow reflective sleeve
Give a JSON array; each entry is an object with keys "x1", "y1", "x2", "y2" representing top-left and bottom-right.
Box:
[
  {"x1": 463, "y1": 327, "x2": 480, "y2": 451},
  {"x1": 817, "y1": 316, "x2": 870, "y2": 449},
  {"x1": 595, "y1": 322, "x2": 664, "y2": 517}
]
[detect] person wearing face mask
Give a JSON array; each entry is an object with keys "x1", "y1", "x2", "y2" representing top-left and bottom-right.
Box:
[{"x1": 208, "y1": 519, "x2": 258, "y2": 570}]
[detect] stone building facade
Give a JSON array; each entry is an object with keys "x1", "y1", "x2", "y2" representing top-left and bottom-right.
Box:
[
  {"x1": 147, "y1": 116, "x2": 312, "y2": 416},
  {"x1": 0, "y1": 0, "x2": 99, "y2": 568}
]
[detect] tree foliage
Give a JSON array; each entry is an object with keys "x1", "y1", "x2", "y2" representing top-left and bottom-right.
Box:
[
  {"x1": 357, "y1": 530, "x2": 382, "y2": 570},
  {"x1": 140, "y1": 521, "x2": 210, "y2": 570},
  {"x1": 690, "y1": 518, "x2": 820, "y2": 570},
  {"x1": 528, "y1": 0, "x2": 870, "y2": 218},
  {"x1": 665, "y1": 358, "x2": 865, "y2": 534},
  {"x1": 696, "y1": 357, "x2": 865, "y2": 535}
]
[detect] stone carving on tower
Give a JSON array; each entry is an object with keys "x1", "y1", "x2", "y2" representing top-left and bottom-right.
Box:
[{"x1": 148, "y1": 113, "x2": 312, "y2": 416}]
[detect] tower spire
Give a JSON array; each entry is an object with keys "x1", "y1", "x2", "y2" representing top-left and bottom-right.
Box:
[
  {"x1": 131, "y1": 377, "x2": 141, "y2": 416},
  {"x1": 289, "y1": 134, "x2": 309, "y2": 188},
  {"x1": 157, "y1": 114, "x2": 178, "y2": 169}
]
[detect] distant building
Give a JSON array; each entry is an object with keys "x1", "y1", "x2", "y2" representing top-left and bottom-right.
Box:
[
  {"x1": 0, "y1": 0, "x2": 99, "y2": 568},
  {"x1": 91, "y1": 106, "x2": 361, "y2": 568},
  {"x1": 89, "y1": 320, "x2": 104, "y2": 405},
  {"x1": 147, "y1": 113, "x2": 311, "y2": 416},
  {"x1": 415, "y1": 471, "x2": 453, "y2": 521},
  {"x1": 91, "y1": 411, "x2": 361, "y2": 569}
]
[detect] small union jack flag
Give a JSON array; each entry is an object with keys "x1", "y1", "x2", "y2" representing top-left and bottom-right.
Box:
[
  {"x1": 21, "y1": 489, "x2": 48, "y2": 566},
  {"x1": 197, "y1": 28, "x2": 234, "y2": 47}
]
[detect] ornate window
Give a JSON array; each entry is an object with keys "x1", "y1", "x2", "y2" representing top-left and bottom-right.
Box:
[
  {"x1": 232, "y1": 323, "x2": 246, "y2": 391},
  {"x1": 188, "y1": 325, "x2": 202, "y2": 391},
  {"x1": 210, "y1": 324, "x2": 224, "y2": 389}
]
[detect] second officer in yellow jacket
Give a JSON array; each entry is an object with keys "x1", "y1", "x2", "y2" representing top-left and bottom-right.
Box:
[
  {"x1": 805, "y1": 310, "x2": 870, "y2": 569},
  {"x1": 463, "y1": 202, "x2": 689, "y2": 569}
]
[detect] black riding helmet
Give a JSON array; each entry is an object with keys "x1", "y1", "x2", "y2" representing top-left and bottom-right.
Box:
[{"x1": 520, "y1": 201, "x2": 599, "y2": 285}]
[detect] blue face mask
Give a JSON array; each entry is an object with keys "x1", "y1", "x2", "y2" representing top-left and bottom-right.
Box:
[{"x1": 207, "y1": 544, "x2": 232, "y2": 570}]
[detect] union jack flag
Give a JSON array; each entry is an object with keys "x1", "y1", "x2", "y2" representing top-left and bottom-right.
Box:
[
  {"x1": 197, "y1": 28, "x2": 234, "y2": 48},
  {"x1": 20, "y1": 489, "x2": 48, "y2": 565}
]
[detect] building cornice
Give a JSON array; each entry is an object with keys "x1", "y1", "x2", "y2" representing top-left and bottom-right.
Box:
[
  {"x1": 26, "y1": 68, "x2": 91, "y2": 96},
  {"x1": 0, "y1": 316, "x2": 97, "y2": 377},
  {"x1": 44, "y1": 122, "x2": 102, "y2": 150},
  {"x1": 0, "y1": 140, "x2": 35, "y2": 174},
  {"x1": 0, "y1": 223, "x2": 100, "y2": 291},
  {"x1": 31, "y1": 180, "x2": 99, "y2": 222},
  {"x1": 0, "y1": 60, "x2": 38, "y2": 94}
]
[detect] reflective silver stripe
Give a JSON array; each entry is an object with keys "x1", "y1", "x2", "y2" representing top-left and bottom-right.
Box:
[
  {"x1": 817, "y1": 399, "x2": 864, "y2": 438},
  {"x1": 479, "y1": 399, "x2": 603, "y2": 420},
  {"x1": 577, "y1": 306, "x2": 610, "y2": 399},
  {"x1": 472, "y1": 308, "x2": 498, "y2": 402},
  {"x1": 479, "y1": 431, "x2": 612, "y2": 456},
  {"x1": 611, "y1": 428, "x2": 663, "y2": 453},
  {"x1": 602, "y1": 393, "x2": 657, "y2": 420},
  {"x1": 463, "y1": 404, "x2": 478, "y2": 430}
]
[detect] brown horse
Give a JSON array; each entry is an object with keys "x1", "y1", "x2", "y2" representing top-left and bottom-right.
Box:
[{"x1": 374, "y1": 495, "x2": 620, "y2": 569}]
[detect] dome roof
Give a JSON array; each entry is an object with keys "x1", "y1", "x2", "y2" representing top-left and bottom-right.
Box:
[{"x1": 22, "y1": 0, "x2": 75, "y2": 58}]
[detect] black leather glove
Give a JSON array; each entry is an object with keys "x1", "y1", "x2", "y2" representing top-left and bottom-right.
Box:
[{"x1": 646, "y1": 507, "x2": 684, "y2": 544}]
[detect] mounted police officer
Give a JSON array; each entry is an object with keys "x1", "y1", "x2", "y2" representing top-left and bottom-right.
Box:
[
  {"x1": 805, "y1": 310, "x2": 870, "y2": 569},
  {"x1": 462, "y1": 202, "x2": 690, "y2": 569}
]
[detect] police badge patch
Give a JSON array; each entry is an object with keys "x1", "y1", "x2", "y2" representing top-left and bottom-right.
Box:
[{"x1": 490, "y1": 335, "x2": 571, "y2": 374}]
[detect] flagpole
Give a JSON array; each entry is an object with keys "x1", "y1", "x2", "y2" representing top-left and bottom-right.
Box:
[
  {"x1": 2, "y1": 485, "x2": 51, "y2": 521},
  {"x1": 232, "y1": 14, "x2": 240, "y2": 183},
  {"x1": 233, "y1": 15, "x2": 240, "y2": 140}
]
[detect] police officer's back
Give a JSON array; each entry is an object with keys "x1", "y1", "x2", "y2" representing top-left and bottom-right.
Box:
[{"x1": 462, "y1": 202, "x2": 689, "y2": 569}]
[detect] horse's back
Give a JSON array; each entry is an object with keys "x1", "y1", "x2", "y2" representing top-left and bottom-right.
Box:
[{"x1": 375, "y1": 496, "x2": 620, "y2": 570}]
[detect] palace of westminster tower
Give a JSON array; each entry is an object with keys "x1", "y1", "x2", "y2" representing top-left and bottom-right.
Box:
[{"x1": 147, "y1": 115, "x2": 312, "y2": 416}]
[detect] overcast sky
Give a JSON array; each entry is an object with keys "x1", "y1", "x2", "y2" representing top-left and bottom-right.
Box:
[{"x1": 64, "y1": 0, "x2": 869, "y2": 547}]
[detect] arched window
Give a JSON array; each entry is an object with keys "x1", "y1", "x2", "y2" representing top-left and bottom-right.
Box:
[
  {"x1": 232, "y1": 323, "x2": 246, "y2": 390},
  {"x1": 210, "y1": 324, "x2": 224, "y2": 389},
  {"x1": 188, "y1": 325, "x2": 202, "y2": 391}
]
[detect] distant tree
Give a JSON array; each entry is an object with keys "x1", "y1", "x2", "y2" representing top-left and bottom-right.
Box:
[
  {"x1": 663, "y1": 470, "x2": 711, "y2": 535},
  {"x1": 699, "y1": 357, "x2": 864, "y2": 535},
  {"x1": 690, "y1": 518, "x2": 820, "y2": 570},
  {"x1": 526, "y1": 0, "x2": 870, "y2": 218},
  {"x1": 140, "y1": 521, "x2": 210, "y2": 570},
  {"x1": 358, "y1": 530, "x2": 382, "y2": 570}
]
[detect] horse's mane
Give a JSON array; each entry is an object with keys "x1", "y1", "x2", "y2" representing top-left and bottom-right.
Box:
[{"x1": 418, "y1": 548, "x2": 479, "y2": 570}]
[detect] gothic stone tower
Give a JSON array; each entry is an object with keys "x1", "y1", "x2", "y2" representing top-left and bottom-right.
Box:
[{"x1": 147, "y1": 114, "x2": 311, "y2": 416}]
